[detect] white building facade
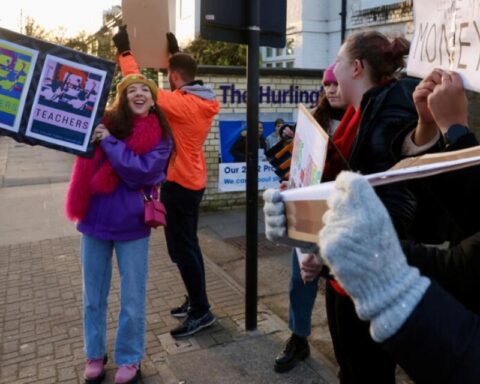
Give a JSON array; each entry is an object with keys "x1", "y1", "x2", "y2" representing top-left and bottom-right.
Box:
[{"x1": 170, "y1": 0, "x2": 414, "y2": 70}]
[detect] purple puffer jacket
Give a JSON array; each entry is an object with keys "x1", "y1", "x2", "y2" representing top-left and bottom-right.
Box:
[{"x1": 77, "y1": 134, "x2": 172, "y2": 241}]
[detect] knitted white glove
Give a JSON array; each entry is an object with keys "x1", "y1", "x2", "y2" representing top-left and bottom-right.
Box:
[
  {"x1": 319, "y1": 172, "x2": 430, "y2": 342},
  {"x1": 263, "y1": 189, "x2": 319, "y2": 253}
]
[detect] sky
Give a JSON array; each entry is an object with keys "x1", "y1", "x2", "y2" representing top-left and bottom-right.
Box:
[{"x1": 1, "y1": 0, "x2": 122, "y2": 37}]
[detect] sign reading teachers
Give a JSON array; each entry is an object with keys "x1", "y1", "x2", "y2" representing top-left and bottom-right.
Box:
[
  {"x1": 407, "y1": 0, "x2": 480, "y2": 91},
  {"x1": 0, "y1": 27, "x2": 115, "y2": 156}
]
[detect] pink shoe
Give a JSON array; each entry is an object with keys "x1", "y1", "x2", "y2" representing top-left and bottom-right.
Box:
[
  {"x1": 84, "y1": 355, "x2": 107, "y2": 383},
  {"x1": 114, "y1": 363, "x2": 141, "y2": 384}
]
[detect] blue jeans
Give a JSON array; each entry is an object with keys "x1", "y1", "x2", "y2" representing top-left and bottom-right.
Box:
[
  {"x1": 81, "y1": 234, "x2": 149, "y2": 365},
  {"x1": 288, "y1": 249, "x2": 320, "y2": 338}
]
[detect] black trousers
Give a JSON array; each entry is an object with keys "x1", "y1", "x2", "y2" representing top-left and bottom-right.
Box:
[
  {"x1": 162, "y1": 181, "x2": 210, "y2": 316},
  {"x1": 325, "y1": 282, "x2": 396, "y2": 384}
]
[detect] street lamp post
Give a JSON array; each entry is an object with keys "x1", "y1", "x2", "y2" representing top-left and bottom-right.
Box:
[{"x1": 245, "y1": 0, "x2": 260, "y2": 331}]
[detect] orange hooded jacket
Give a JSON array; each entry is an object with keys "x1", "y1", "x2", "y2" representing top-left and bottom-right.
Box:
[{"x1": 118, "y1": 53, "x2": 220, "y2": 190}]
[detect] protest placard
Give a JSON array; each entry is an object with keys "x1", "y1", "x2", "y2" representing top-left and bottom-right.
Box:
[
  {"x1": 282, "y1": 145, "x2": 480, "y2": 243},
  {"x1": 122, "y1": 0, "x2": 171, "y2": 69},
  {"x1": 285, "y1": 103, "x2": 329, "y2": 258},
  {"x1": 407, "y1": 0, "x2": 480, "y2": 91},
  {"x1": 288, "y1": 103, "x2": 329, "y2": 189},
  {"x1": 217, "y1": 116, "x2": 286, "y2": 192},
  {"x1": 0, "y1": 27, "x2": 115, "y2": 157}
]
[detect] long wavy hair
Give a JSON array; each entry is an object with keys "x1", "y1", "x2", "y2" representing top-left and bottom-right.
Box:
[{"x1": 104, "y1": 87, "x2": 173, "y2": 143}]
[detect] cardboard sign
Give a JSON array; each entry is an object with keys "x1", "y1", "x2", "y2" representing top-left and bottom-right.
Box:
[
  {"x1": 407, "y1": 0, "x2": 480, "y2": 92},
  {"x1": 122, "y1": 0, "x2": 171, "y2": 69},
  {"x1": 283, "y1": 145, "x2": 480, "y2": 243},
  {"x1": 0, "y1": 27, "x2": 115, "y2": 157},
  {"x1": 288, "y1": 103, "x2": 329, "y2": 189}
]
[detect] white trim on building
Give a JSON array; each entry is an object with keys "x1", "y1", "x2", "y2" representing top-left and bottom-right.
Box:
[{"x1": 170, "y1": 0, "x2": 413, "y2": 70}]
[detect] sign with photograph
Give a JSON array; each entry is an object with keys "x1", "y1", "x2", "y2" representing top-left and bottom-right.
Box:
[
  {"x1": 0, "y1": 27, "x2": 115, "y2": 156},
  {"x1": 26, "y1": 56, "x2": 107, "y2": 152},
  {"x1": 407, "y1": 0, "x2": 480, "y2": 91},
  {"x1": 218, "y1": 117, "x2": 286, "y2": 192}
]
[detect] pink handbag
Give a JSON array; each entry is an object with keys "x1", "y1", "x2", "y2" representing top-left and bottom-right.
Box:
[{"x1": 142, "y1": 186, "x2": 167, "y2": 228}]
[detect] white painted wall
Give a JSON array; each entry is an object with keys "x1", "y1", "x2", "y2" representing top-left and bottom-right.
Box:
[{"x1": 171, "y1": 0, "x2": 412, "y2": 70}]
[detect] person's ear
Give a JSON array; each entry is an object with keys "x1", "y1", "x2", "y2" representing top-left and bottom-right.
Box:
[{"x1": 352, "y1": 59, "x2": 364, "y2": 79}]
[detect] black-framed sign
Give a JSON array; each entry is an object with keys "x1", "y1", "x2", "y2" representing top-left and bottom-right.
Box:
[{"x1": 0, "y1": 27, "x2": 116, "y2": 157}]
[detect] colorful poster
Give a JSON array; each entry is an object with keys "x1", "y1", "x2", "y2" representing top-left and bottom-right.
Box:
[
  {"x1": 25, "y1": 55, "x2": 107, "y2": 152},
  {"x1": 288, "y1": 104, "x2": 329, "y2": 189},
  {"x1": 218, "y1": 117, "x2": 289, "y2": 192},
  {"x1": 0, "y1": 40, "x2": 38, "y2": 133}
]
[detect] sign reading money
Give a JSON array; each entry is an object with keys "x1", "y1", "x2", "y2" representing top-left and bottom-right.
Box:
[{"x1": 407, "y1": 0, "x2": 480, "y2": 92}]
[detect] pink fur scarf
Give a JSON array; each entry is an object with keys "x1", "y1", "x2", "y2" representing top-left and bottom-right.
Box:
[{"x1": 65, "y1": 114, "x2": 162, "y2": 222}]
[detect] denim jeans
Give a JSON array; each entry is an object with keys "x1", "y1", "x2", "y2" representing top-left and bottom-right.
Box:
[
  {"x1": 81, "y1": 234, "x2": 149, "y2": 365},
  {"x1": 288, "y1": 249, "x2": 320, "y2": 338},
  {"x1": 161, "y1": 181, "x2": 210, "y2": 317}
]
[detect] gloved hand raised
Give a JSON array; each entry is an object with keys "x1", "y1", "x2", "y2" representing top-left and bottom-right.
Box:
[
  {"x1": 113, "y1": 25, "x2": 131, "y2": 54},
  {"x1": 319, "y1": 172, "x2": 430, "y2": 342},
  {"x1": 166, "y1": 32, "x2": 180, "y2": 54},
  {"x1": 263, "y1": 188, "x2": 319, "y2": 254}
]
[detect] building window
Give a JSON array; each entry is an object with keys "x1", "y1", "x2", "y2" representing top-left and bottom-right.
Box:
[
  {"x1": 180, "y1": 0, "x2": 193, "y2": 19},
  {"x1": 285, "y1": 61, "x2": 294, "y2": 68},
  {"x1": 266, "y1": 63, "x2": 273, "y2": 68},
  {"x1": 275, "y1": 62, "x2": 283, "y2": 68},
  {"x1": 286, "y1": 39, "x2": 294, "y2": 56},
  {"x1": 361, "y1": 0, "x2": 398, "y2": 9},
  {"x1": 276, "y1": 48, "x2": 283, "y2": 56},
  {"x1": 265, "y1": 47, "x2": 273, "y2": 57}
]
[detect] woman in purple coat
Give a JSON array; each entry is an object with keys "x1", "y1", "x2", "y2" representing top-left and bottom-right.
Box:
[{"x1": 66, "y1": 74, "x2": 173, "y2": 384}]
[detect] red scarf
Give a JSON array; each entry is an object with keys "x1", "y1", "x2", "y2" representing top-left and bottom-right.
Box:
[
  {"x1": 65, "y1": 114, "x2": 162, "y2": 222},
  {"x1": 322, "y1": 105, "x2": 361, "y2": 182},
  {"x1": 323, "y1": 105, "x2": 361, "y2": 296}
]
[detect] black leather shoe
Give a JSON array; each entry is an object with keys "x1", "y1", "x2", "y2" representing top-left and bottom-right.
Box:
[{"x1": 274, "y1": 334, "x2": 310, "y2": 373}]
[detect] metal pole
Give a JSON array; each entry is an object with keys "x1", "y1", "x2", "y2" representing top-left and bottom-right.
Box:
[
  {"x1": 245, "y1": 0, "x2": 260, "y2": 331},
  {"x1": 341, "y1": 0, "x2": 347, "y2": 43}
]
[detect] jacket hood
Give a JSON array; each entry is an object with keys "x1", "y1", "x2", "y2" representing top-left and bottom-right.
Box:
[{"x1": 181, "y1": 84, "x2": 217, "y2": 101}]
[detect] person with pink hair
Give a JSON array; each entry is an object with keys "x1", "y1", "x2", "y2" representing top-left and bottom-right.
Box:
[{"x1": 273, "y1": 63, "x2": 346, "y2": 374}]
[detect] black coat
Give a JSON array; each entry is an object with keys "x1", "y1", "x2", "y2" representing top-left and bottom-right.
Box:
[
  {"x1": 382, "y1": 135, "x2": 480, "y2": 383},
  {"x1": 403, "y1": 233, "x2": 480, "y2": 315},
  {"x1": 349, "y1": 77, "x2": 420, "y2": 237},
  {"x1": 383, "y1": 281, "x2": 480, "y2": 384},
  {"x1": 408, "y1": 132, "x2": 480, "y2": 243}
]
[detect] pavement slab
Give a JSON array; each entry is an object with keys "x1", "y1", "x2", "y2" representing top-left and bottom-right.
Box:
[{"x1": 0, "y1": 232, "x2": 338, "y2": 383}]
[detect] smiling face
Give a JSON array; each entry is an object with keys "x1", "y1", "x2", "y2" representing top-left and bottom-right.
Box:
[{"x1": 125, "y1": 83, "x2": 154, "y2": 117}]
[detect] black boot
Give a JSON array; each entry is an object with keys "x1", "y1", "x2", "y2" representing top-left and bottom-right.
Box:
[{"x1": 274, "y1": 333, "x2": 310, "y2": 373}]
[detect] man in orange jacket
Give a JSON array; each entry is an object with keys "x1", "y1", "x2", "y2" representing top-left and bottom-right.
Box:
[{"x1": 113, "y1": 27, "x2": 220, "y2": 338}]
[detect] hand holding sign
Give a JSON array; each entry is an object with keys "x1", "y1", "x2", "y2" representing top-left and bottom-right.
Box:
[
  {"x1": 113, "y1": 25, "x2": 131, "y2": 54},
  {"x1": 412, "y1": 69, "x2": 442, "y2": 146},
  {"x1": 413, "y1": 69, "x2": 442, "y2": 126},
  {"x1": 166, "y1": 32, "x2": 180, "y2": 55},
  {"x1": 427, "y1": 71, "x2": 469, "y2": 134}
]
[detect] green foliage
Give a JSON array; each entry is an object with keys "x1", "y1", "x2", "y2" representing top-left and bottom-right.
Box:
[{"x1": 184, "y1": 37, "x2": 246, "y2": 66}]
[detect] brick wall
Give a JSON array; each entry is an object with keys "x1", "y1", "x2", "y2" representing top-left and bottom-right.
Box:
[{"x1": 158, "y1": 66, "x2": 323, "y2": 211}]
